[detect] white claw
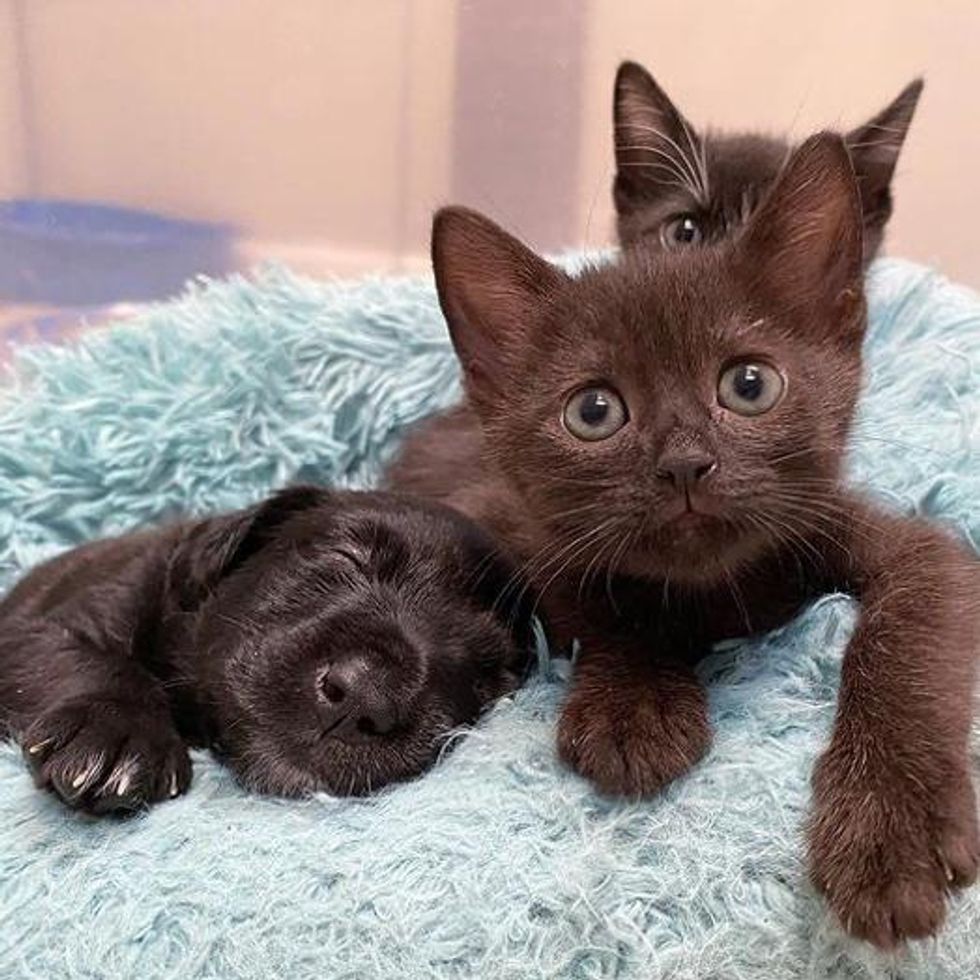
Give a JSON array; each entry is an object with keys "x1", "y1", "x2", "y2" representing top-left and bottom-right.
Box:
[
  {"x1": 169, "y1": 771, "x2": 179, "y2": 797},
  {"x1": 69, "y1": 752, "x2": 105, "y2": 792},
  {"x1": 103, "y1": 756, "x2": 138, "y2": 797},
  {"x1": 27, "y1": 739, "x2": 51, "y2": 755}
]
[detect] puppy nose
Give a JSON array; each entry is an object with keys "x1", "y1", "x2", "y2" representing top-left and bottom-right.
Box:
[
  {"x1": 655, "y1": 450, "x2": 717, "y2": 491},
  {"x1": 317, "y1": 654, "x2": 397, "y2": 737}
]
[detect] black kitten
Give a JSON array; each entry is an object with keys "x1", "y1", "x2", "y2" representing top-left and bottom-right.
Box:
[
  {"x1": 387, "y1": 134, "x2": 979, "y2": 947},
  {"x1": 613, "y1": 60, "x2": 922, "y2": 261},
  {"x1": 0, "y1": 486, "x2": 533, "y2": 811}
]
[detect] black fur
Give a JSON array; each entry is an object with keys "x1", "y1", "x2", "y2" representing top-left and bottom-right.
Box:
[{"x1": 0, "y1": 486, "x2": 534, "y2": 811}]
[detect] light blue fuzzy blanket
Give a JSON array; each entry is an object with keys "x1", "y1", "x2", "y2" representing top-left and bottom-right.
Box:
[{"x1": 0, "y1": 258, "x2": 977, "y2": 980}]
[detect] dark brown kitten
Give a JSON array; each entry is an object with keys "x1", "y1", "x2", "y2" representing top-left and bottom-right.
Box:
[
  {"x1": 386, "y1": 134, "x2": 979, "y2": 947},
  {"x1": 613, "y1": 60, "x2": 923, "y2": 262}
]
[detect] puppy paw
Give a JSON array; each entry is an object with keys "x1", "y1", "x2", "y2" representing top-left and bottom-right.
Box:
[
  {"x1": 557, "y1": 676, "x2": 710, "y2": 798},
  {"x1": 22, "y1": 699, "x2": 191, "y2": 814},
  {"x1": 809, "y1": 752, "x2": 979, "y2": 948}
]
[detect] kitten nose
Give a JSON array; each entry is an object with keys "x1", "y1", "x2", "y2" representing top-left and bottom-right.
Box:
[
  {"x1": 317, "y1": 654, "x2": 398, "y2": 737},
  {"x1": 655, "y1": 450, "x2": 717, "y2": 491}
]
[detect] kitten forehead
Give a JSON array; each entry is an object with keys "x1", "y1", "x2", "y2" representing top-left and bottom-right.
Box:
[
  {"x1": 731, "y1": 316, "x2": 767, "y2": 337},
  {"x1": 702, "y1": 132, "x2": 789, "y2": 192},
  {"x1": 537, "y1": 250, "x2": 818, "y2": 403},
  {"x1": 561, "y1": 248, "x2": 744, "y2": 345}
]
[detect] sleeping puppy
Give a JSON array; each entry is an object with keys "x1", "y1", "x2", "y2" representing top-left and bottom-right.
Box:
[{"x1": 0, "y1": 486, "x2": 534, "y2": 812}]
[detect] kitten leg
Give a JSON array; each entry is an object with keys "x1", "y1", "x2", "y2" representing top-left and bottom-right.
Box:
[
  {"x1": 808, "y1": 499, "x2": 980, "y2": 947},
  {"x1": 557, "y1": 635, "x2": 711, "y2": 797},
  {"x1": 6, "y1": 631, "x2": 191, "y2": 814}
]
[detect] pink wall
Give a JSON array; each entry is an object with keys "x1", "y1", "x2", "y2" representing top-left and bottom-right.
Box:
[{"x1": 0, "y1": 1, "x2": 977, "y2": 286}]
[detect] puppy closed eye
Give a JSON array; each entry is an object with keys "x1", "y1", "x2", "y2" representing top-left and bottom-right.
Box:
[
  {"x1": 331, "y1": 526, "x2": 411, "y2": 583},
  {"x1": 333, "y1": 546, "x2": 366, "y2": 569}
]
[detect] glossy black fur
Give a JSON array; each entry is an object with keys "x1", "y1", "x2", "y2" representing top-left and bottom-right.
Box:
[{"x1": 0, "y1": 486, "x2": 534, "y2": 810}]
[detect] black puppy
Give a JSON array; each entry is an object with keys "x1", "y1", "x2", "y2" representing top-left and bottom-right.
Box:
[{"x1": 0, "y1": 486, "x2": 534, "y2": 812}]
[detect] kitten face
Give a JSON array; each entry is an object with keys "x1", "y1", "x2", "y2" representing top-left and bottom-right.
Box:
[
  {"x1": 482, "y1": 263, "x2": 859, "y2": 585},
  {"x1": 433, "y1": 135, "x2": 865, "y2": 587},
  {"x1": 613, "y1": 61, "x2": 923, "y2": 263}
]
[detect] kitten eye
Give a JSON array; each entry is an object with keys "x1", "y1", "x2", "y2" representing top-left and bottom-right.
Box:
[
  {"x1": 718, "y1": 362, "x2": 785, "y2": 416},
  {"x1": 563, "y1": 386, "x2": 628, "y2": 441},
  {"x1": 660, "y1": 214, "x2": 703, "y2": 249}
]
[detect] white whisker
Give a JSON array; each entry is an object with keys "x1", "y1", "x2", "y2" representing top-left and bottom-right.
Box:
[{"x1": 615, "y1": 116, "x2": 706, "y2": 203}]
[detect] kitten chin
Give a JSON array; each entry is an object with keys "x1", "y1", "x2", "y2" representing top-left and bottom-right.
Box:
[{"x1": 621, "y1": 514, "x2": 770, "y2": 587}]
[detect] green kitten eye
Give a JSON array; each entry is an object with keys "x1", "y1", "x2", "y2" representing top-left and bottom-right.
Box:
[
  {"x1": 718, "y1": 362, "x2": 785, "y2": 416},
  {"x1": 563, "y1": 386, "x2": 628, "y2": 441},
  {"x1": 661, "y1": 214, "x2": 703, "y2": 249}
]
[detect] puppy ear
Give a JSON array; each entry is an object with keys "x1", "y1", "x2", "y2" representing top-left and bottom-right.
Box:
[
  {"x1": 431, "y1": 206, "x2": 567, "y2": 403},
  {"x1": 169, "y1": 485, "x2": 326, "y2": 609},
  {"x1": 737, "y1": 132, "x2": 864, "y2": 335},
  {"x1": 613, "y1": 61, "x2": 705, "y2": 212},
  {"x1": 846, "y1": 78, "x2": 923, "y2": 247}
]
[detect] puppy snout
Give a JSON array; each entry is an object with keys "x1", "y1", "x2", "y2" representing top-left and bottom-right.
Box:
[{"x1": 316, "y1": 654, "x2": 398, "y2": 737}]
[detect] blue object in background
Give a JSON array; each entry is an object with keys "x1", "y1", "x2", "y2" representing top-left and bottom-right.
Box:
[{"x1": 0, "y1": 199, "x2": 235, "y2": 304}]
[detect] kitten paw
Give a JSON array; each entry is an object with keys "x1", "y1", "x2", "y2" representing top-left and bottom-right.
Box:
[
  {"x1": 557, "y1": 677, "x2": 710, "y2": 797},
  {"x1": 22, "y1": 698, "x2": 191, "y2": 814},
  {"x1": 809, "y1": 753, "x2": 979, "y2": 948}
]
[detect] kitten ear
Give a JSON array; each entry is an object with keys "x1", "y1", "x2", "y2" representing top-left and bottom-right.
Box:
[
  {"x1": 431, "y1": 206, "x2": 567, "y2": 399},
  {"x1": 738, "y1": 132, "x2": 863, "y2": 327},
  {"x1": 846, "y1": 78, "x2": 923, "y2": 245},
  {"x1": 613, "y1": 61, "x2": 705, "y2": 209}
]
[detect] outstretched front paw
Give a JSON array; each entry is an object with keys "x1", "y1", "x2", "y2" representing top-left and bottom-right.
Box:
[
  {"x1": 22, "y1": 698, "x2": 192, "y2": 814},
  {"x1": 809, "y1": 751, "x2": 979, "y2": 948},
  {"x1": 557, "y1": 673, "x2": 710, "y2": 798}
]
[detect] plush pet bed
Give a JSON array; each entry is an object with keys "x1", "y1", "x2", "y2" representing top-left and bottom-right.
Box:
[{"x1": 0, "y1": 258, "x2": 977, "y2": 979}]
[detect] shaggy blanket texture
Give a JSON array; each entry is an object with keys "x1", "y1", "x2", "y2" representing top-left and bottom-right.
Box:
[{"x1": 0, "y1": 258, "x2": 977, "y2": 980}]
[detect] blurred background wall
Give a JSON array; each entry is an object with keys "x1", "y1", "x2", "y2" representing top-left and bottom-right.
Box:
[{"x1": 0, "y1": 0, "x2": 977, "y2": 286}]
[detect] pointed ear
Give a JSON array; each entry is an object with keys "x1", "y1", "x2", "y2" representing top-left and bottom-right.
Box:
[
  {"x1": 738, "y1": 133, "x2": 863, "y2": 330},
  {"x1": 169, "y1": 485, "x2": 327, "y2": 609},
  {"x1": 431, "y1": 207, "x2": 567, "y2": 401},
  {"x1": 846, "y1": 78, "x2": 923, "y2": 243},
  {"x1": 613, "y1": 61, "x2": 705, "y2": 210}
]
